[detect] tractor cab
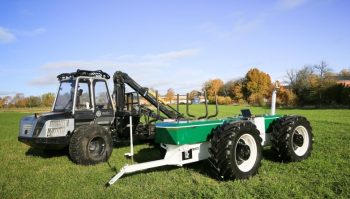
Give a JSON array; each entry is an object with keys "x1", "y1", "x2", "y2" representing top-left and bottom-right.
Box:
[
  {"x1": 18, "y1": 70, "x2": 114, "y2": 150},
  {"x1": 54, "y1": 71, "x2": 114, "y2": 122}
]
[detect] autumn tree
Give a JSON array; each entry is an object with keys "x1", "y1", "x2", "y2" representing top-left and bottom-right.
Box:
[
  {"x1": 12, "y1": 93, "x2": 26, "y2": 108},
  {"x1": 27, "y1": 96, "x2": 42, "y2": 108},
  {"x1": 41, "y1": 93, "x2": 55, "y2": 107},
  {"x1": 216, "y1": 96, "x2": 232, "y2": 105},
  {"x1": 243, "y1": 68, "x2": 272, "y2": 106},
  {"x1": 203, "y1": 79, "x2": 224, "y2": 97},
  {"x1": 0, "y1": 96, "x2": 11, "y2": 108},
  {"x1": 224, "y1": 79, "x2": 245, "y2": 104},
  {"x1": 0, "y1": 97, "x2": 4, "y2": 108},
  {"x1": 164, "y1": 88, "x2": 175, "y2": 103},
  {"x1": 276, "y1": 86, "x2": 297, "y2": 107}
]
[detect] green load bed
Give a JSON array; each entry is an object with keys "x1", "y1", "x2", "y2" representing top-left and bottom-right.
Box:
[{"x1": 155, "y1": 119, "x2": 226, "y2": 145}]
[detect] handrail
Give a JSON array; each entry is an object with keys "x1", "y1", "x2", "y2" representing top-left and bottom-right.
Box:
[
  {"x1": 176, "y1": 94, "x2": 179, "y2": 112},
  {"x1": 186, "y1": 93, "x2": 195, "y2": 118},
  {"x1": 208, "y1": 93, "x2": 219, "y2": 119},
  {"x1": 198, "y1": 91, "x2": 208, "y2": 120}
]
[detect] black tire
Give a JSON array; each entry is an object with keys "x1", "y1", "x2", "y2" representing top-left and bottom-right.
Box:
[
  {"x1": 209, "y1": 121, "x2": 262, "y2": 180},
  {"x1": 271, "y1": 116, "x2": 313, "y2": 162},
  {"x1": 134, "y1": 123, "x2": 146, "y2": 135},
  {"x1": 69, "y1": 125, "x2": 113, "y2": 165}
]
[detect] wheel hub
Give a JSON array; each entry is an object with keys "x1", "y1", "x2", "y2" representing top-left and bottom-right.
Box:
[
  {"x1": 293, "y1": 133, "x2": 304, "y2": 147},
  {"x1": 88, "y1": 137, "x2": 106, "y2": 157},
  {"x1": 236, "y1": 140, "x2": 251, "y2": 161}
]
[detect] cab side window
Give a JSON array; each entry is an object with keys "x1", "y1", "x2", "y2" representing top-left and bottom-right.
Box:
[
  {"x1": 94, "y1": 81, "x2": 112, "y2": 110},
  {"x1": 76, "y1": 79, "x2": 91, "y2": 110}
]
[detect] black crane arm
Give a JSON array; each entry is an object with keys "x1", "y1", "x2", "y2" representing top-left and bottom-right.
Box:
[{"x1": 113, "y1": 71, "x2": 184, "y2": 120}]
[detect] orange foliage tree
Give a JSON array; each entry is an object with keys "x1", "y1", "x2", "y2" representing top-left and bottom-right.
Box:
[
  {"x1": 164, "y1": 88, "x2": 175, "y2": 103},
  {"x1": 203, "y1": 79, "x2": 224, "y2": 97},
  {"x1": 244, "y1": 68, "x2": 272, "y2": 106},
  {"x1": 41, "y1": 93, "x2": 55, "y2": 107}
]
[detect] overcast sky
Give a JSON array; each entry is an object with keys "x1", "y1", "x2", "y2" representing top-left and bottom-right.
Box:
[{"x1": 0, "y1": 0, "x2": 349, "y2": 96}]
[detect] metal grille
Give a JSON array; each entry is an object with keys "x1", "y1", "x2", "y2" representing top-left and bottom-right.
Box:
[
  {"x1": 23, "y1": 125, "x2": 32, "y2": 135},
  {"x1": 47, "y1": 127, "x2": 66, "y2": 137},
  {"x1": 49, "y1": 120, "x2": 68, "y2": 128}
]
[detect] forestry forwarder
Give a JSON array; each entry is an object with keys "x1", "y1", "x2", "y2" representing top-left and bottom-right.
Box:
[{"x1": 18, "y1": 69, "x2": 184, "y2": 165}]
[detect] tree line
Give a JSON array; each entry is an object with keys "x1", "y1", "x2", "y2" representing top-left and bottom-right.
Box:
[
  {"x1": 286, "y1": 61, "x2": 350, "y2": 107},
  {"x1": 1, "y1": 61, "x2": 349, "y2": 108},
  {"x1": 0, "y1": 93, "x2": 55, "y2": 108},
  {"x1": 165, "y1": 61, "x2": 350, "y2": 107}
]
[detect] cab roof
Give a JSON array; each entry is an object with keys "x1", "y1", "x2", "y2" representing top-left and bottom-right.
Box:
[{"x1": 57, "y1": 69, "x2": 110, "y2": 80}]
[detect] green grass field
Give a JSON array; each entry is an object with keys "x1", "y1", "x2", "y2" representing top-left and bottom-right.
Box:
[{"x1": 1, "y1": 106, "x2": 349, "y2": 198}]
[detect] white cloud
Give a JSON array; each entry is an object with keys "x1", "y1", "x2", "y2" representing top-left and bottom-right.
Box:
[
  {"x1": 0, "y1": 27, "x2": 47, "y2": 44},
  {"x1": 29, "y1": 48, "x2": 201, "y2": 93},
  {"x1": 278, "y1": 0, "x2": 308, "y2": 10},
  {"x1": 0, "y1": 27, "x2": 16, "y2": 44},
  {"x1": 39, "y1": 48, "x2": 199, "y2": 70}
]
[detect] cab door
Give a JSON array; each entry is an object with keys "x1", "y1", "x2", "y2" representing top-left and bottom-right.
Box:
[
  {"x1": 93, "y1": 80, "x2": 114, "y2": 126},
  {"x1": 74, "y1": 78, "x2": 95, "y2": 126}
]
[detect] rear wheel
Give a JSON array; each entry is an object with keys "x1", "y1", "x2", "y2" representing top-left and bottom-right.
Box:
[
  {"x1": 209, "y1": 121, "x2": 262, "y2": 180},
  {"x1": 69, "y1": 125, "x2": 113, "y2": 165},
  {"x1": 271, "y1": 116, "x2": 313, "y2": 162}
]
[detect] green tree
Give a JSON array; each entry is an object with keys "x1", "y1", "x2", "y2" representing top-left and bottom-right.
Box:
[
  {"x1": 287, "y1": 62, "x2": 338, "y2": 106},
  {"x1": 287, "y1": 66, "x2": 318, "y2": 105}
]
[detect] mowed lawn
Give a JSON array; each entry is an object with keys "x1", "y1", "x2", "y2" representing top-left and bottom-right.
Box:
[{"x1": 0, "y1": 106, "x2": 349, "y2": 198}]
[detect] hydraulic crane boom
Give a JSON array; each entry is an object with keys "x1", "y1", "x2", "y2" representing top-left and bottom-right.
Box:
[{"x1": 113, "y1": 71, "x2": 184, "y2": 120}]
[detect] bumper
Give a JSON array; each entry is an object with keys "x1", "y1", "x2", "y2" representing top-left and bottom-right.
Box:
[{"x1": 18, "y1": 136, "x2": 70, "y2": 150}]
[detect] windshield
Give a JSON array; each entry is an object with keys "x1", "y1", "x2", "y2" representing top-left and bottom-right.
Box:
[{"x1": 53, "y1": 80, "x2": 75, "y2": 112}]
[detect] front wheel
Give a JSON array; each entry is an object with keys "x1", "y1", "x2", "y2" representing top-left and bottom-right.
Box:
[
  {"x1": 209, "y1": 121, "x2": 262, "y2": 180},
  {"x1": 69, "y1": 125, "x2": 113, "y2": 165}
]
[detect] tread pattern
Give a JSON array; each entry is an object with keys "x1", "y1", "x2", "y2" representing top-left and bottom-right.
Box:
[
  {"x1": 69, "y1": 125, "x2": 113, "y2": 165},
  {"x1": 209, "y1": 121, "x2": 262, "y2": 180},
  {"x1": 271, "y1": 116, "x2": 313, "y2": 162}
]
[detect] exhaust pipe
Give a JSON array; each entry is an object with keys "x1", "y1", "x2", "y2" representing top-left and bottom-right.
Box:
[{"x1": 271, "y1": 81, "x2": 280, "y2": 115}]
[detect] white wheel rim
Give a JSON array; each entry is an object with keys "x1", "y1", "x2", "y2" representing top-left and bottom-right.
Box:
[
  {"x1": 292, "y1": 126, "x2": 309, "y2": 156},
  {"x1": 235, "y1": 134, "x2": 258, "y2": 172}
]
